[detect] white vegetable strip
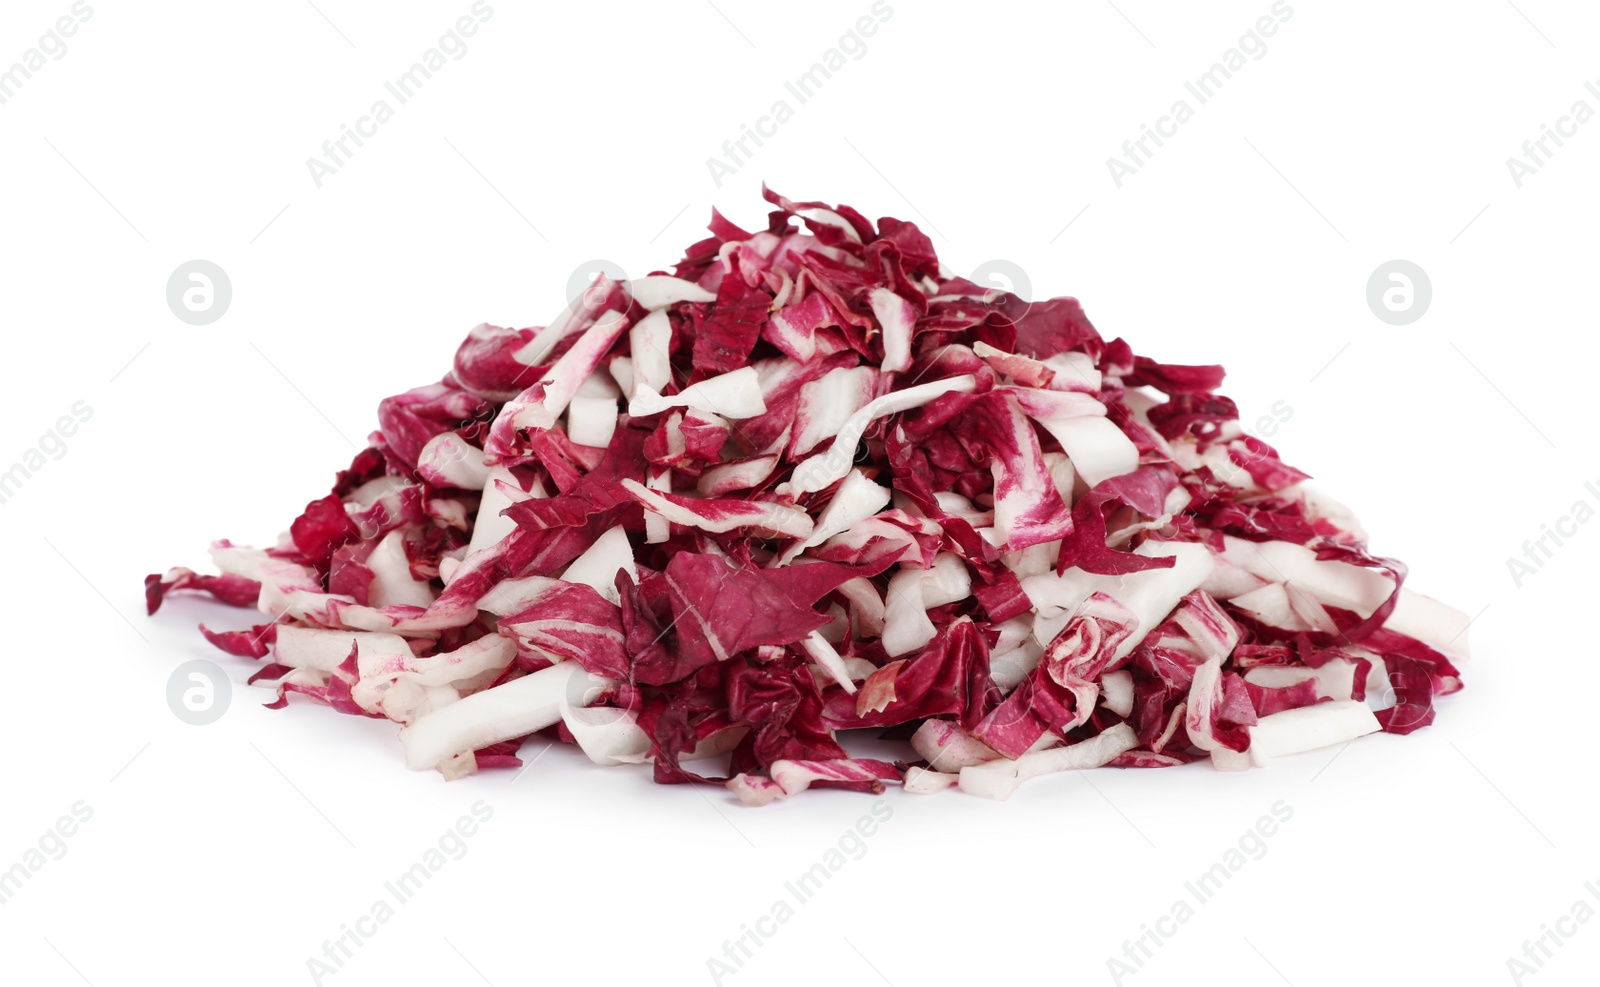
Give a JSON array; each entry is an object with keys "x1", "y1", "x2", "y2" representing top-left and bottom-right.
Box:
[
  {"x1": 880, "y1": 553, "x2": 973, "y2": 657},
  {"x1": 560, "y1": 704, "x2": 652, "y2": 766},
  {"x1": 1184, "y1": 656, "x2": 1227, "y2": 752},
  {"x1": 464, "y1": 468, "x2": 542, "y2": 561},
  {"x1": 775, "y1": 469, "x2": 890, "y2": 565},
  {"x1": 378, "y1": 681, "x2": 460, "y2": 729},
  {"x1": 354, "y1": 634, "x2": 517, "y2": 721},
  {"x1": 510, "y1": 277, "x2": 625, "y2": 367},
  {"x1": 1052, "y1": 415, "x2": 1139, "y2": 487},
  {"x1": 728, "y1": 754, "x2": 901, "y2": 806},
  {"x1": 992, "y1": 614, "x2": 1035, "y2": 653},
  {"x1": 1386, "y1": 590, "x2": 1473, "y2": 659},
  {"x1": 835, "y1": 577, "x2": 886, "y2": 637},
  {"x1": 1229, "y1": 583, "x2": 1314, "y2": 632},
  {"x1": 629, "y1": 275, "x2": 717, "y2": 309},
  {"x1": 800, "y1": 629, "x2": 856, "y2": 695},
  {"x1": 567, "y1": 370, "x2": 621, "y2": 449},
  {"x1": 274, "y1": 627, "x2": 412, "y2": 672},
  {"x1": 621, "y1": 479, "x2": 814, "y2": 538},
  {"x1": 786, "y1": 374, "x2": 979, "y2": 495},
  {"x1": 683, "y1": 726, "x2": 749, "y2": 763},
  {"x1": 1245, "y1": 661, "x2": 1357, "y2": 702},
  {"x1": 1219, "y1": 536, "x2": 1387, "y2": 610},
  {"x1": 1046, "y1": 543, "x2": 1213, "y2": 623},
  {"x1": 628, "y1": 309, "x2": 674, "y2": 400},
  {"x1": 882, "y1": 567, "x2": 939, "y2": 657},
  {"x1": 209, "y1": 541, "x2": 274, "y2": 582},
  {"x1": 903, "y1": 766, "x2": 960, "y2": 794},
  {"x1": 990, "y1": 638, "x2": 1045, "y2": 692},
  {"x1": 958, "y1": 723, "x2": 1138, "y2": 801},
  {"x1": 974, "y1": 341, "x2": 1056, "y2": 384},
  {"x1": 790, "y1": 366, "x2": 880, "y2": 457},
  {"x1": 497, "y1": 310, "x2": 631, "y2": 437},
  {"x1": 1292, "y1": 484, "x2": 1369, "y2": 541},
  {"x1": 1043, "y1": 351, "x2": 1101, "y2": 392},
  {"x1": 1004, "y1": 386, "x2": 1107, "y2": 424},
  {"x1": 608, "y1": 354, "x2": 634, "y2": 397},
  {"x1": 767, "y1": 759, "x2": 893, "y2": 797},
  {"x1": 910, "y1": 720, "x2": 1002, "y2": 771},
  {"x1": 1218, "y1": 536, "x2": 1468, "y2": 655},
  {"x1": 366, "y1": 530, "x2": 435, "y2": 609},
  {"x1": 1247, "y1": 700, "x2": 1382, "y2": 767},
  {"x1": 509, "y1": 315, "x2": 581, "y2": 368},
  {"x1": 696, "y1": 456, "x2": 780, "y2": 497},
  {"x1": 920, "y1": 553, "x2": 973, "y2": 608},
  {"x1": 348, "y1": 476, "x2": 411, "y2": 510},
  {"x1": 789, "y1": 204, "x2": 861, "y2": 239},
  {"x1": 1101, "y1": 669, "x2": 1135, "y2": 717},
  {"x1": 1025, "y1": 541, "x2": 1214, "y2": 660},
  {"x1": 644, "y1": 470, "x2": 671, "y2": 544},
  {"x1": 559, "y1": 525, "x2": 637, "y2": 605},
  {"x1": 1210, "y1": 747, "x2": 1251, "y2": 772},
  {"x1": 726, "y1": 774, "x2": 786, "y2": 806},
  {"x1": 1042, "y1": 450, "x2": 1077, "y2": 504},
  {"x1": 475, "y1": 576, "x2": 562, "y2": 617},
  {"x1": 628, "y1": 366, "x2": 768, "y2": 420},
  {"x1": 255, "y1": 558, "x2": 353, "y2": 625},
  {"x1": 870, "y1": 286, "x2": 915, "y2": 372},
  {"x1": 400, "y1": 661, "x2": 610, "y2": 770},
  {"x1": 416, "y1": 433, "x2": 489, "y2": 490}
]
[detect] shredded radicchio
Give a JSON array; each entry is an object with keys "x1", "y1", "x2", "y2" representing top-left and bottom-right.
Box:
[{"x1": 146, "y1": 188, "x2": 1469, "y2": 802}]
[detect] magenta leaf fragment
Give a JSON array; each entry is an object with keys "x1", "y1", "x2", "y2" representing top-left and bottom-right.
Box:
[
  {"x1": 146, "y1": 187, "x2": 1469, "y2": 801},
  {"x1": 145, "y1": 568, "x2": 261, "y2": 615}
]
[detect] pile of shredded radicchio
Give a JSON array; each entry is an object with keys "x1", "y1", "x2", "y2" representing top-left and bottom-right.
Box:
[{"x1": 147, "y1": 188, "x2": 1469, "y2": 802}]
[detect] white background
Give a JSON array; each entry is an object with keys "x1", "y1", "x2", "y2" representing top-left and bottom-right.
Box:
[{"x1": 1, "y1": 1, "x2": 1595, "y2": 985}]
